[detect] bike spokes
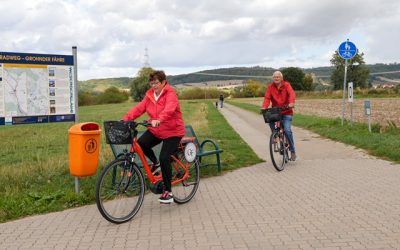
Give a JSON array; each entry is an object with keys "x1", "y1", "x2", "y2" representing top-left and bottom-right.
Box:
[
  {"x1": 270, "y1": 131, "x2": 285, "y2": 171},
  {"x1": 96, "y1": 159, "x2": 145, "y2": 224},
  {"x1": 171, "y1": 155, "x2": 200, "y2": 204}
]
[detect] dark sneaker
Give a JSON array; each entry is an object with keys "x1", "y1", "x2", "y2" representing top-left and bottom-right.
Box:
[
  {"x1": 290, "y1": 152, "x2": 296, "y2": 161},
  {"x1": 150, "y1": 162, "x2": 161, "y2": 175},
  {"x1": 158, "y1": 191, "x2": 174, "y2": 204}
]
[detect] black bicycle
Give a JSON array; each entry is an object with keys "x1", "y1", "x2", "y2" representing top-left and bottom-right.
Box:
[{"x1": 261, "y1": 107, "x2": 290, "y2": 171}]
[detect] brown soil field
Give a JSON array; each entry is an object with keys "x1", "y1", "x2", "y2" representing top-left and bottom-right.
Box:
[{"x1": 232, "y1": 97, "x2": 400, "y2": 127}]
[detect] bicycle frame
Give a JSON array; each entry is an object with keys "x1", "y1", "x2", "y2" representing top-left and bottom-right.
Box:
[
  {"x1": 273, "y1": 120, "x2": 284, "y2": 135},
  {"x1": 128, "y1": 130, "x2": 190, "y2": 185}
]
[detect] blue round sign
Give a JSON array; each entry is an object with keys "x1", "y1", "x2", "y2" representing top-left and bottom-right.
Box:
[{"x1": 338, "y1": 40, "x2": 357, "y2": 59}]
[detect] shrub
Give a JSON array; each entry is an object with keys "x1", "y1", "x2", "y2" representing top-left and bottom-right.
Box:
[
  {"x1": 78, "y1": 87, "x2": 129, "y2": 106},
  {"x1": 97, "y1": 87, "x2": 129, "y2": 104},
  {"x1": 78, "y1": 91, "x2": 97, "y2": 106},
  {"x1": 178, "y1": 87, "x2": 225, "y2": 100}
]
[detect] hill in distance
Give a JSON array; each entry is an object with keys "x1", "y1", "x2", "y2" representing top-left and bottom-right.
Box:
[{"x1": 79, "y1": 63, "x2": 400, "y2": 92}]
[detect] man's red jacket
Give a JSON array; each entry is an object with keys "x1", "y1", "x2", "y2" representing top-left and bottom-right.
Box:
[
  {"x1": 262, "y1": 80, "x2": 296, "y2": 115},
  {"x1": 123, "y1": 83, "x2": 185, "y2": 139}
]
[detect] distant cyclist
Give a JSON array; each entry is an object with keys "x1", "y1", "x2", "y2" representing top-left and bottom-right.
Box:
[{"x1": 262, "y1": 71, "x2": 297, "y2": 161}]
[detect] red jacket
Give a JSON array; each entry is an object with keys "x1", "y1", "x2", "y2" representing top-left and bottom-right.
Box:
[
  {"x1": 262, "y1": 80, "x2": 296, "y2": 115},
  {"x1": 123, "y1": 83, "x2": 185, "y2": 139}
]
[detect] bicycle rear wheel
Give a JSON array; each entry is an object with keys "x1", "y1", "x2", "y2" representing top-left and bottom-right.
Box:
[
  {"x1": 269, "y1": 131, "x2": 286, "y2": 171},
  {"x1": 171, "y1": 154, "x2": 200, "y2": 204},
  {"x1": 96, "y1": 158, "x2": 145, "y2": 224}
]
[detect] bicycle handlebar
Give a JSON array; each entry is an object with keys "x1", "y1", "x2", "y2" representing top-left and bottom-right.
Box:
[
  {"x1": 123, "y1": 120, "x2": 151, "y2": 129},
  {"x1": 260, "y1": 105, "x2": 293, "y2": 114}
]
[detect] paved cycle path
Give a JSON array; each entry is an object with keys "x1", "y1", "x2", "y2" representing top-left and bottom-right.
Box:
[{"x1": 1, "y1": 103, "x2": 400, "y2": 249}]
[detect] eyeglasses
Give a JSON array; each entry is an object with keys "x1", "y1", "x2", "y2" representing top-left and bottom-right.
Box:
[{"x1": 149, "y1": 80, "x2": 161, "y2": 85}]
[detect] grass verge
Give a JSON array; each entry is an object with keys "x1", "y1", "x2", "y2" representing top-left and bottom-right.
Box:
[{"x1": 0, "y1": 100, "x2": 261, "y2": 223}]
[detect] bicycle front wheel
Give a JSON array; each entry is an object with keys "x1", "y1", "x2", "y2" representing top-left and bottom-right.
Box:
[
  {"x1": 171, "y1": 156, "x2": 200, "y2": 204},
  {"x1": 269, "y1": 131, "x2": 285, "y2": 171},
  {"x1": 96, "y1": 158, "x2": 145, "y2": 224}
]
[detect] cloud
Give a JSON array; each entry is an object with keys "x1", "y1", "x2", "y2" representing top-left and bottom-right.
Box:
[{"x1": 1, "y1": 0, "x2": 399, "y2": 79}]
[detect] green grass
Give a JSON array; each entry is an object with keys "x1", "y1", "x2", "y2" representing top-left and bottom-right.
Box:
[
  {"x1": 228, "y1": 100, "x2": 400, "y2": 164},
  {"x1": 0, "y1": 100, "x2": 261, "y2": 223}
]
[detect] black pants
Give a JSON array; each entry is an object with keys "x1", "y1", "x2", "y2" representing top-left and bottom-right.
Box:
[{"x1": 138, "y1": 130, "x2": 182, "y2": 192}]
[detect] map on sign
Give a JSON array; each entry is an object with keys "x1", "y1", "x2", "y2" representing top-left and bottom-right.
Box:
[
  {"x1": 0, "y1": 51, "x2": 76, "y2": 125},
  {"x1": 3, "y1": 67, "x2": 49, "y2": 116}
]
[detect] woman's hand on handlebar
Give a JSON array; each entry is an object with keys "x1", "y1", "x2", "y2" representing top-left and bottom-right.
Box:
[{"x1": 151, "y1": 120, "x2": 160, "y2": 127}]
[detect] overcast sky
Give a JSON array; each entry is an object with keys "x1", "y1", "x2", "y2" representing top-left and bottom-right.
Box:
[{"x1": 1, "y1": 0, "x2": 399, "y2": 80}]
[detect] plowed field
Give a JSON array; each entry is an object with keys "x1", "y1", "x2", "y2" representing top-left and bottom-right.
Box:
[{"x1": 232, "y1": 98, "x2": 400, "y2": 127}]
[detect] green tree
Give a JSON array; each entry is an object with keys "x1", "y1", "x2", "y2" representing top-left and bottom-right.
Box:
[
  {"x1": 302, "y1": 73, "x2": 315, "y2": 91},
  {"x1": 281, "y1": 67, "x2": 305, "y2": 90},
  {"x1": 330, "y1": 51, "x2": 370, "y2": 90},
  {"x1": 130, "y1": 67, "x2": 154, "y2": 101}
]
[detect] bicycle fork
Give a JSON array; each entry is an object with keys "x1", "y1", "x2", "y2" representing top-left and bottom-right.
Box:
[{"x1": 116, "y1": 156, "x2": 136, "y2": 193}]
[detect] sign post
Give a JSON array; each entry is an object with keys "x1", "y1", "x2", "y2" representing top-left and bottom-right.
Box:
[
  {"x1": 72, "y1": 46, "x2": 80, "y2": 194},
  {"x1": 364, "y1": 100, "x2": 372, "y2": 133},
  {"x1": 338, "y1": 39, "x2": 357, "y2": 126},
  {"x1": 348, "y1": 82, "x2": 353, "y2": 127}
]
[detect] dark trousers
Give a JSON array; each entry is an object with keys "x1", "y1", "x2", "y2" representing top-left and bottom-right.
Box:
[{"x1": 138, "y1": 130, "x2": 182, "y2": 192}]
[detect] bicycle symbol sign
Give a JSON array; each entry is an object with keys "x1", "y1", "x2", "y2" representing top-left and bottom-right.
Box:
[{"x1": 338, "y1": 40, "x2": 357, "y2": 59}]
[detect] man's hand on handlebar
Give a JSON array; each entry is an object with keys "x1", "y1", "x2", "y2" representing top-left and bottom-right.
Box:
[{"x1": 282, "y1": 103, "x2": 295, "y2": 109}]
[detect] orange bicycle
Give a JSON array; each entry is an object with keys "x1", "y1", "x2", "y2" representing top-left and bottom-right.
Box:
[{"x1": 96, "y1": 120, "x2": 200, "y2": 224}]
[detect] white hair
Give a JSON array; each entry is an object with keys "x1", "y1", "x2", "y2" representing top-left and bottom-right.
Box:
[{"x1": 272, "y1": 71, "x2": 283, "y2": 77}]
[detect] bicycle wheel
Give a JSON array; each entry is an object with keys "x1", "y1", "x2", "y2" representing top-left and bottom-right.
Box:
[
  {"x1": 269, "y1": 131, "x2": 285, "y2": 171},
  {"x1": 171, "y1": 154, "x2": 200, "y2": 204},
  {"x1": 96, "y1": 158, "x2": 145, "y2": 224}
]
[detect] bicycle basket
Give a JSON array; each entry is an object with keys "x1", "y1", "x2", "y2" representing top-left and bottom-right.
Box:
[
  {"x1": 104, "y1": 121, "x2": 132, "y2": 144},
  {"x1": 262, "y1": 107, "x2": 282, "y2": 123}
]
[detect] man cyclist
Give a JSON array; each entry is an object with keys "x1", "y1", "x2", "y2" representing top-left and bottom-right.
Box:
[{"x1": 262, "y1": 71, "x2": 297, "y2": 161}]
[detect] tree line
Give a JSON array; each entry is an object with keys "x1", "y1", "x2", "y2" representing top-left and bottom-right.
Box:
[{"x1": 78, "y1": 51, "x2": 393, "y2": 105}]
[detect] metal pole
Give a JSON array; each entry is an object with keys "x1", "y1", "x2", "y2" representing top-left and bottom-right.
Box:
[
  {"x1": 75, "y1": 177, "x2": 80, "y2": 194},
  {"x1": 72, "y1": 46, "x2": 79, "y2": 123},
  {"x1": 368, "y1": 115, "x2": 371, "y2": 133},
  {"x1": 341, "y1": 59, "x2": 348, "y2": 126},
  {"x1": 72, "y1": 46, "x2": 80, "y2": 194},
  {"x1": 350, "y1": 102, "x2": 353, "y2": 127}
]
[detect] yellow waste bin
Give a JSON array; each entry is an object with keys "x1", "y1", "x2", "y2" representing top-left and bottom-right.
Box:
[{"x1": 68, "y1": 122, "x2": 101, "y2": 177}]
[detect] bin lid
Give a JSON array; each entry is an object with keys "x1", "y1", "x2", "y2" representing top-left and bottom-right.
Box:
[{"x1": 68, "y1": 122, "x2": 101, "y2": 135}]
